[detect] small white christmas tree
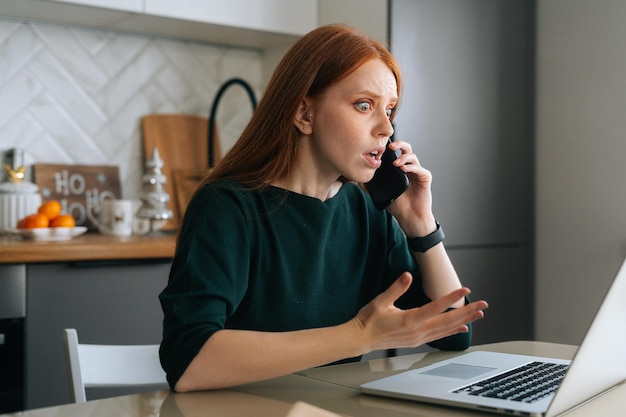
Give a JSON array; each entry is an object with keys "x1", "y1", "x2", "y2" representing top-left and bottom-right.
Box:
[{"x1": 135, "y1": 147, "x2": 173, "y2": 233}]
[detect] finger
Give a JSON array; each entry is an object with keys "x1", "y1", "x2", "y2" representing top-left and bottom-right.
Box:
[
  {"x1": 450, "y1": 303, "x2": 488, "y2": 326},
  {"x1": 390, "y1": 140, "x2": 412, "y2": 154},
  {"x1": 395, "y1": 299, "x2": 488, "y2": 348},
  {"x1": 401, "y1": 290, "x2": 475, "y2": 330},
  {"x1": 468, "y1": 301, "x2": 489, "y2": 322},
  {"x1": 429, "y1": 300, "x2": 488, "y2": 333},
  {"x1": 440, "y1": 299, "x2": 488, "y2": 323},
  {"x1": 375, "y1": 272, "x2": 413, "y2": 307},
  {"x1": 419, "y1": 308, "x2": 484, "y2": 342},
  {"x1": 393, "y1": 153, "x2": 420, "y2": 168},
  {"x1": 405, "y1": 299, "x2": 488, "y2": 346},
  {"x1": 416, "y1": 287, "x2": 472, "y2": 317},
  {"x1": 399, "y1": 163, "x2": 431, "y2": 181}
]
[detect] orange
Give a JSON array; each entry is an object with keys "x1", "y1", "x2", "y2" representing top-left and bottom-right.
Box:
[
  {"x1": 38, "y1": 200, "x2": 62, "y2": 221},
  {"x1": 16, "y1": 217, "x2": 26, "y2": 228},
  {"x1": 50, "y1": 214, "x2": 76, "y2": 228},
  {"x1": 21, "y1": 213, "x2": 50, "y2": 229}
]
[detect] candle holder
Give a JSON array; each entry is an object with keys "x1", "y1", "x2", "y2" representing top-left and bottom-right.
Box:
[{"x1": 0, "y1": 148, "x2": 41, "y2": 233}]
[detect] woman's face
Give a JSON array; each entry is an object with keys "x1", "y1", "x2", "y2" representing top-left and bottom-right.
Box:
[{"x1": 308, "y1": 58, "x2": 398, "y2": 184}]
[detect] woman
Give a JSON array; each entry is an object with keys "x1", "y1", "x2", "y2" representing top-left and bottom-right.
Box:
[{"x1": 159, "y1": 23, "x2": 488, "y2": 392}]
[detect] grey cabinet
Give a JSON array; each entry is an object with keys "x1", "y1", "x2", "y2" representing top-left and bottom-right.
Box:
[
  {"x1": 26, "y1": 260, "x2": 171, "y2": 409},
  {"x1": 390, "y1": 0, "x2": 535, "y2": 342},
  {"x1": 447, "y1": 248, "x2": 533, "y2": 344}
]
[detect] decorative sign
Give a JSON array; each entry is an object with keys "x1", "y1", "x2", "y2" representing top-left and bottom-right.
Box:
[{"x1": 33, "y1": 164, "x2": 122, "y2": 229}]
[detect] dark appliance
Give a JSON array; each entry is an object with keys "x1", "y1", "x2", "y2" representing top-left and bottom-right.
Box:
[{"x1": 0, "y1": 265, "x2": 26, "y2": 413}]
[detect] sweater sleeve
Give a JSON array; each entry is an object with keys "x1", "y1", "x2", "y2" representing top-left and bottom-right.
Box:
[{"x1": 159, "y1": 183, "x2": 251, "y2": 389}]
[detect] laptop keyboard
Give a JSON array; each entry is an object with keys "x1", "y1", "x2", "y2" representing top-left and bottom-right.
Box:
[{"x1": 453, "y1": 361, "x2": 570, "y2": 403}]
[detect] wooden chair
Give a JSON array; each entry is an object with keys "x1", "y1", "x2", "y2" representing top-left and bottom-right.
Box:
[{"x1": 63, "y1": 328, "x2": 168, "y2": 403}]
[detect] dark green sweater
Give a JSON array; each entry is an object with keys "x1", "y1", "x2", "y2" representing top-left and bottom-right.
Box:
[{"x1": 159, "y1": 181, "x2": 471, "y2": 389}]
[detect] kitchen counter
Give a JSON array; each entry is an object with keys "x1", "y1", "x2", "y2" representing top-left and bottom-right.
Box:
[{"x1": 0, "y1": 231, "x2": 176, "y2": 264}]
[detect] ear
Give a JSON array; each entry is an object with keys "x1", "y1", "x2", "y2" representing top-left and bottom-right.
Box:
[{"x1": 294, "y1": 99, "x2": 314, "y2": 135}]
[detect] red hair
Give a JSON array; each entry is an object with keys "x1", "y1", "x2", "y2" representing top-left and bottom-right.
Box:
[{"x1": 205, "y1": 24, "x2": 403, "y2": 188}]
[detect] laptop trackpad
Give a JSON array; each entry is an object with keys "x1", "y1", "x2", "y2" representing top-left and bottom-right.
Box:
[{"x1": 421, "y1": 363, "x2": 496, "y2": 380}]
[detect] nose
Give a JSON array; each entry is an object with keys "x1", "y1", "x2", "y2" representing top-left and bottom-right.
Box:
[{"x1": 377, "y1": 110, "x2": 394, "y2": 139}]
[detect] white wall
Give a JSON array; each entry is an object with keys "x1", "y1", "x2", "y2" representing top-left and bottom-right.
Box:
[
  {"x1": 261, "y1": 1, "x2": 388, "y2": 104},
  {"x1": 535, "y1": 0, "x2": 626, "y2": 344},
  {"x1": 0, "y1": 18, "x2": 263, "y2": 200},
  {"x1": 318, "y1": 0, "x2": 388, "y2": 44}
]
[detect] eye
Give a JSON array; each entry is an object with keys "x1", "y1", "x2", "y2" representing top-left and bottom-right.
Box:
[
  {"x1": 385, "y1": 108, "x2": 394, "y2": 118},
  {"x1": 355, "y1": 101, "x2": 371, "y2": 112}
]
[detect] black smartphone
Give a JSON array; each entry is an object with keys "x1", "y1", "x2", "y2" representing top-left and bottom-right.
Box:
[{"x1": 365, "y1": 140, "x2": 409, "y2": 209}]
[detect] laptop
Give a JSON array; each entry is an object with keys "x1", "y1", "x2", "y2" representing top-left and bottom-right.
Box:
[{"x1": 361, "y1": 257, "x2": 626, "y2": 416}]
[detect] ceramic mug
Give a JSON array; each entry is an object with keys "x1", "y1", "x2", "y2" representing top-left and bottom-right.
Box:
[{"x1": 88, "y1": 199, "x2": 133, "y2": 236}]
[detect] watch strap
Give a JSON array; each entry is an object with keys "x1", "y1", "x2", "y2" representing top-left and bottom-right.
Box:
[{"x1": 407, "y1": 221, "x2": 445, "y2": 252}]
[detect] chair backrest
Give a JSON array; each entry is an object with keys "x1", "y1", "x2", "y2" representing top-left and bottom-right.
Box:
[{"x1": 63, "y1": 328, "x2": 168, "y2": 403}]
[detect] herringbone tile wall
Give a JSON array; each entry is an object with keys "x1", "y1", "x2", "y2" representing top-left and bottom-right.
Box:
[{"x1": 0, "y1": 17, "x2": 262, "y2": 198}]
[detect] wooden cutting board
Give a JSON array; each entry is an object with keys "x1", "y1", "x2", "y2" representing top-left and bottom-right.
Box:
[{"x1": 141, "y1": 114, "x2": 221, "y2": 230}]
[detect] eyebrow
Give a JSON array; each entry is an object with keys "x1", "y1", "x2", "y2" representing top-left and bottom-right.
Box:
[{"x1": 355, "y1": 90, "x2": 399, "y2": 104}]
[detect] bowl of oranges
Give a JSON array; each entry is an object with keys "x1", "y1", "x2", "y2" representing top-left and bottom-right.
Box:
[{"x1": 8, "y1": 200, "x2": 87, "y2": 241}]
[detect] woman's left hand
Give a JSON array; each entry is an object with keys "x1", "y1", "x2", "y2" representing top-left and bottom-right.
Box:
[{"x1": 384, "y1": 140, "x2": 437, "y2": 237}]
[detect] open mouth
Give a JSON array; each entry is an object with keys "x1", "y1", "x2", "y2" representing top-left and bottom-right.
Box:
[
  {"x1": 366, "y1": 148, "x2": 384, "y2": 161},
  {"x1": 364, "y1": 147, "x2": 385, "y2": 169}
]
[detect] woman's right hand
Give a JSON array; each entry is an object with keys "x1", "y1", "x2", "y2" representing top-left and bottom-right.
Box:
[{"x1": 350, "y1": 272, "x2": 488, "y2": 353}]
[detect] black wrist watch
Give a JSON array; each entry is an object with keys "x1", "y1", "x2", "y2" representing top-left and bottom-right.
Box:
[{"x1": 407, "y1": 221, "x2": 445, "y2": 252}]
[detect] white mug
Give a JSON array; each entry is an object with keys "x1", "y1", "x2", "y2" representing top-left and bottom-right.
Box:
[{"x1": 88, "y1": 199, "x2": 133, "y2": 236}]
